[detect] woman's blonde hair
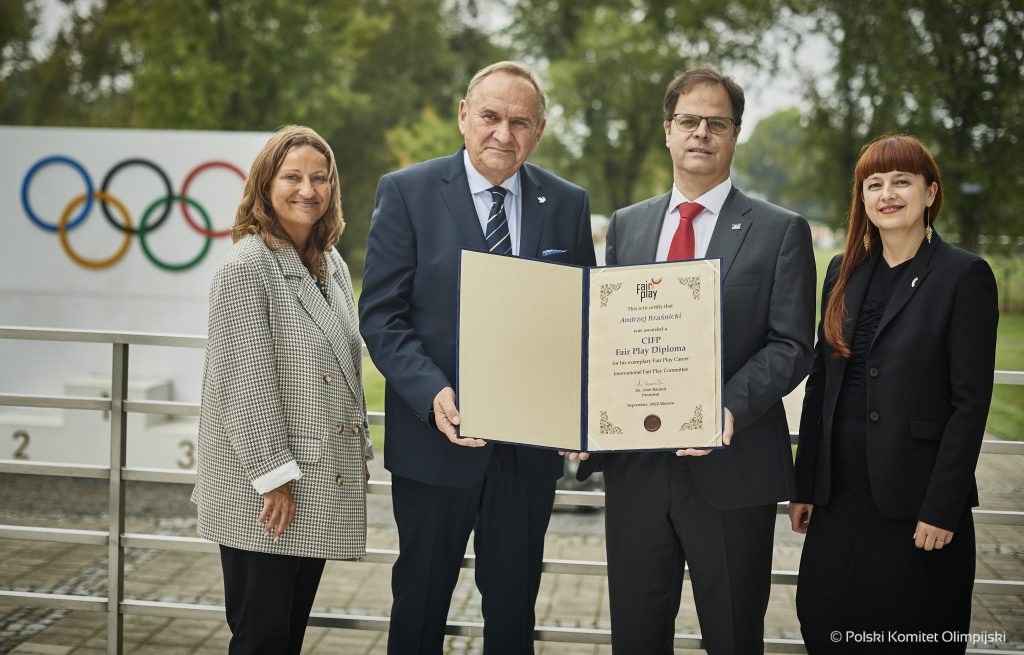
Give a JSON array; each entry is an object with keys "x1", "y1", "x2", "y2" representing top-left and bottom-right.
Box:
[{"x1": 233, "y1": 124, "x2": 344, "y2": 276}]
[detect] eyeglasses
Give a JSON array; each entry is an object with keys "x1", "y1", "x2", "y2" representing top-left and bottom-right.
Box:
[{"x1": 668, "y1": 113, "x2": 738, "y2": 135}]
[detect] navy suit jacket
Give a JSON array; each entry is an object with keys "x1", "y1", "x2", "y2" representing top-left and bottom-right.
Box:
[{"x1": 359, "y1": 149, "x2": 596, "y2": 488}]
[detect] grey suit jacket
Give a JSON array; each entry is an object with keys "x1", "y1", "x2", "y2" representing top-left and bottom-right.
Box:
[
  {"x1": 582, "y1": 186, "x2": 816, "y2": 509},
  {"x1": 192, "y1": 235, "x2": 371, "y2": 559}
]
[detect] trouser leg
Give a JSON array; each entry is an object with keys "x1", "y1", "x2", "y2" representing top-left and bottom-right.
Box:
[
  {"x1": 388, "y1": 474, "x2": 482, "y2": 654},
  {"x1": 220, "y1": 544, "x2": 325, "y2": 655},
  {"x1": 603, "y1": 454, "x2": 683, "y2": 655},
  {"x1": 474, "y1": 444, "x2": 556, "y2": 655},
  {"x1": 672, "y1": 471, "x2": 776, "y2": 655}
]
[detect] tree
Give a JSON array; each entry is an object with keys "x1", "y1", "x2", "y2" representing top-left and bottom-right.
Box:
[
  {"x1": 800, "y1": 0, "x2": 1024, "y2": 250},
  {"x1": 386, "y1": 105, "x2": 463, "y2": 169},
  {"x1": 732, "y1": 107, "x2": 829, "y2": 223},
  {"x1": 506, "y1": 0, "x2": 790, "y2": 215},
  {"x1": 0, "y1": 0, "x2": 505, "y2": 269}
]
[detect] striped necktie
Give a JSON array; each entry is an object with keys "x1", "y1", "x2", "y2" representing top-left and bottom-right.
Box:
[{"x1": 485, "y1": 186, "x2": 512, "y2": 255}]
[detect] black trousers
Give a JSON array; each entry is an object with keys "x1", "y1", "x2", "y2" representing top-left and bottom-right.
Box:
[
  {"x1": 387, "y1": 444, "x2": 557, "y2": 654},
  {"x1": 219, "y1": 544, "x2": 326, "y2": 655},
  {"x1": 603, "y1": 454, "x2": 777, "y2": 655}
]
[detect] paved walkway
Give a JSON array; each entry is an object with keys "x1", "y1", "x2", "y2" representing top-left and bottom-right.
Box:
[{"x1": 1, "y1": 448, "x2": 1022, "y2": 654}]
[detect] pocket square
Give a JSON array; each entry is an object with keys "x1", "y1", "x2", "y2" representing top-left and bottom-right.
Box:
[{"x1": 541, "y1": 248, "x2": 568, "y2": 257}]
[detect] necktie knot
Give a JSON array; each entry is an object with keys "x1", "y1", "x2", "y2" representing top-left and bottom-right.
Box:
[
  {"x1": 677, "y1": 201, "x2": 704, "y2": 223},
  {"x1": 489, "y1": 186, "x2": 508, "y2": 203}
]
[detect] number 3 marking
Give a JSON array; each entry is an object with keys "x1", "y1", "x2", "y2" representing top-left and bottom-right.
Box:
[{"x1": 178, "y1": 439, "x2": 195, "y2": 469}]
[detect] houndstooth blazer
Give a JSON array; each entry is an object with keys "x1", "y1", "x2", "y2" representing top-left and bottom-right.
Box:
[{"x1": 191, "y1": 234, "x2": 371, "y2": 560}]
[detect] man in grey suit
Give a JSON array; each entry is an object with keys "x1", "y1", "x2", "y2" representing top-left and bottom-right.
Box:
[{"x1": 579, "y1": 67, "x2": 816, "y2": 654}]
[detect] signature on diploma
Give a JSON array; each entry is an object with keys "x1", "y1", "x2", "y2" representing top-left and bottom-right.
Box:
[{"x1": 637, "y1": 378, "x2": 665, "y2": 387}]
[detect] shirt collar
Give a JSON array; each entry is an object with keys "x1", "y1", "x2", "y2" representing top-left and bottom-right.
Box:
[
  {"x1": 669, "y1": 177, "x2": 733, "y2": 215},
  {"x1": 463, "y1": 149, "x2": 521, "y2": 199}
]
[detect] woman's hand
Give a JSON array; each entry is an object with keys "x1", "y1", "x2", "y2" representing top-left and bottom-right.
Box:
[
  {"x1": 788, "y1": 502, "x2": 814, "y2": 534},
  {"x1": 258, "y1": 482, "x2": 296, "y2": 541},
  {"x1": 914, "y1": 520, "x2": 954, "y2": 551}
]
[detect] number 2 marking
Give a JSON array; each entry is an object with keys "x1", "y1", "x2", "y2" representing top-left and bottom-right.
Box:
[{"x1": 12, "y1": 430, "x2": 30, "y2": 460}]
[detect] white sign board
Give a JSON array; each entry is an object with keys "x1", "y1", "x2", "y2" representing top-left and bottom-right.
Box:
[{"x1": 0, "y1": 126, "x2": 272, "y2": 465}]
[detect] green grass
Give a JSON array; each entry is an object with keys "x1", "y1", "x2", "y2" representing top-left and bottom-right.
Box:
[
  {"x1": 357, "y1": 250, "x2": 1024, "y2": 451},
  {"x1": 987, "y1": 254, "x2": 1024, "y2": 314},
  {"x1": 364, "y1": 358, "x2": 386, "y2": 452},
  {"x1": 813, "y1": 248, "x2": 842, "y2": 315},
  {"x1": 990, "y1": 313, "x2": 1024, "y2": 440}
]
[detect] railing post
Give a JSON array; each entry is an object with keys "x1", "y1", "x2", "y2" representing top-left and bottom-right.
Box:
[{"x1": 107, "y1": 343, "x2": 128, "y2": 655}]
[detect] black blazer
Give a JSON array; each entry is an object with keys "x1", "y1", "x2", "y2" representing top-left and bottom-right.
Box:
[
  {"x1": 794, "y1": 235, "x2": 998, "y2": 530},
  {"x1": 359, "y1": 149, "x2": 595, "y2": 488}
]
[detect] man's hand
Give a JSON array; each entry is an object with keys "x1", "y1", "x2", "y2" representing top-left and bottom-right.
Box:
[
  {"x1": 433, "y1": 387, "x2": 486, "y2": 447},
  {"x1": 258, "y1": 482, "x2": 296, "y2": 541},
  {"x1": 914, "y1": 520, "x2": 954, "y2": 551},
  {"x1": 558, "y1": 450, "x2": 590, "y2": 461},
  {"x1": 788, "y1": 502, "x2": 813, "y2": 534},
  {"x1": 675, "y1": 407, "x2": 734, "y2": 457}
]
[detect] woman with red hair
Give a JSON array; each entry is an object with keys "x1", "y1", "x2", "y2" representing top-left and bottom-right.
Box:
[{"x1": 789, "y1": 134, "x2": 998, "y2": 653}]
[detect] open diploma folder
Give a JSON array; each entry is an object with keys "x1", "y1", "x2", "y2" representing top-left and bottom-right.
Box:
[{"x1": 457, "y1": 250, "x2": 723, "y2": 452}]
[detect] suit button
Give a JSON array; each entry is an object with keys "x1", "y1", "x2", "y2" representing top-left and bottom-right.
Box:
[
  {"x1": 336, "y1": 474, "x2": 344, "y2": 486},
  {"x1": 869, "y1": 411, "x2": 880, "y2": 422},
  {"x1": 868, "y1": 367, "x2": 879, "y2": 378},
  {"x1": 336, "y1": 423, "x2": 344, "y2": 434},
  {"x1": 323, "y1": 373, "x2": 332, "y2": 384},
  {"x1": 351, "y1": 426, "x2": 360, "y2": 435}
]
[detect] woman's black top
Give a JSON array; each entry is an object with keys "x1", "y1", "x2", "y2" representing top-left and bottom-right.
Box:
[{"x1": 832, "y1": 257, "x2": 913, "y2": 493}]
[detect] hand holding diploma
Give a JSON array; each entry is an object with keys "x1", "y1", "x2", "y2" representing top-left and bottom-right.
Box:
[
  {"x1": 559, "y1": 450, "x2": 590, "y2": 461},
  {"x1": 433, "y1": 387, "x2": 486, "y2": 447},
  {"x1": 675, "y1": 407, "x2": 733, "y2": 456}
]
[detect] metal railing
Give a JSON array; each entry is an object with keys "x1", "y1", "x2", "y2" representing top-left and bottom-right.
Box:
[{"x1": 0, "y1": 326, "x2": 1021, "y2": 654}]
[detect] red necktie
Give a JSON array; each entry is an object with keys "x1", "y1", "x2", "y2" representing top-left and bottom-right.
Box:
[{"x1": 667, "y1": 202, "x2": 704, "y2": 261}]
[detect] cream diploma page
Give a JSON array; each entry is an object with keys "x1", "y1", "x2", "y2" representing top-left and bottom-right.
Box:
[
  {"x1": 457, "y1": 251, "x2": 722, "y2": 451},
  {"x1": 458, "y1": 251, "x2": 583, "y2": 451},
  {"x1": 586, "y1": 260, "x2": 722, "y2": 451}
]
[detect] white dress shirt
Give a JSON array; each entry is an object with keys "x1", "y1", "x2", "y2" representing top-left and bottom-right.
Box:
[
  {"x1": 655, "y1": 178, "x2": 733, "y2": 261},
  {"x1": 464, "y1": 150, "x2": 522, "y2": 256}
]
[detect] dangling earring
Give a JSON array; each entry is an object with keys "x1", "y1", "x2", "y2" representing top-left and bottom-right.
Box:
[
  {"x1": 924, "y1": 206, "x2": 933, "y2": 244},
  {"x1": 863, "y1": 229, "x2": 870, "y2": 251}
]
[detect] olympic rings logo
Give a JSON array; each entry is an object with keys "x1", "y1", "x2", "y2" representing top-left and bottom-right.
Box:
[{"x1": 21, "y1": 155, "x2": 246, "y2": 272}]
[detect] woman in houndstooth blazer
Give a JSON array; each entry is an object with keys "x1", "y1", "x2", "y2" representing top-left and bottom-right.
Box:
[{"x1": 191, "y1": 125, "x2": 372, "y2": 654}]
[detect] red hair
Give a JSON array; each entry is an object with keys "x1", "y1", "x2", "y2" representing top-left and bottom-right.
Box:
[{"x1": 824, "y1": 134, "x2": 943, "y2": 357}]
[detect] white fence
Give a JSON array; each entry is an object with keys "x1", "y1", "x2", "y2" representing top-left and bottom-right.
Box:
[{"x1": 0, "y1": 326, "x2": 1021, "y2": 654}]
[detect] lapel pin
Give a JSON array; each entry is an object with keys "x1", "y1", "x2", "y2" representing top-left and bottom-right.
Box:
[
  {"x1": 537, "y1": 196, "x2": 546, "y2": 204},
  {"x1": 911, "y1": 277, "x2": 919, "y2": 288},
  {"x1": 731, "y1": 223, "x2": 741, "y2": 230}
]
